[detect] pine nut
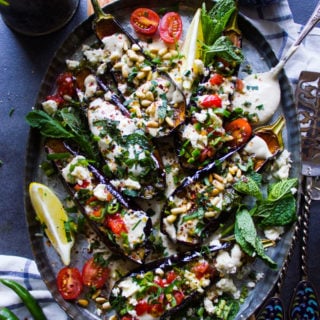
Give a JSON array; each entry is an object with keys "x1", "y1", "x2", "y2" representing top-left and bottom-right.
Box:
[
  {"x1": 166, "y1": 214, "x2": 177, "y2": 224},
  {"x1": 77, "y1": 299, "x2": 89, "y2": 308}
]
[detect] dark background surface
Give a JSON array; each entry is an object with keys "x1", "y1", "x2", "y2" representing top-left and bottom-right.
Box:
[{"x1": 0, "y1": 0, "x2": 319, "y2": 317}]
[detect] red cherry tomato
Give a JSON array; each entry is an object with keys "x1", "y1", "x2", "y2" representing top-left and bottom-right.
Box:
[
  {"x1": 209, "y1": 73, "x2": 224, "y2": 86},
  {"x1": 173, "y1": 290, "x2": 185, "y2": 305},
  {"x1": 57, "y1": 72, "x2": 76, "y2": 98},
  {"x1": 148, "y1": 302, "x2": 164, "y2": 317},
  {"x1": 130, "y1": 8, "x2": 160, "y2": 35},
  {"x1": 82, "y1": 257, "x2": 109, "y2": 289},
  {"x1": 236, "y1": 78, "x2": 245, "y2": 92},
  {"x1": 200, "y1": 94, "x2": 222, "y2": 108},
  {"x1": 57, "y1": 267, "x2": 83, "y2": 300},
  {"x1": 166, "y1": 270, "x2": 177, "y2": 284},
  {"x1": 106, "y1": 213, "x2": 128, "y2": 235},
  {"x1": 154, "y1": 276, "x2": 166, "y2": 287},
  {"x1": 135, "y1": 300, "x2": 150, "y2": 316},
  {"x1": 192, "y1": 261, "x2": 210, "y2": 279},
  {"x1": 224, "y1": 118, "x2": 252, "y2": 148},
  {"x1": 159, "y1": 12, "x2": 182, "y2": 44},
  {"x1": 121, "y1": 316, "x2": 135, "y2": 320}
]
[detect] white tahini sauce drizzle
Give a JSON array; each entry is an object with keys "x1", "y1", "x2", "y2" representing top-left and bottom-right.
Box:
[{"x1": 233, "y1": 71, "x2": 281, "y2": 125}]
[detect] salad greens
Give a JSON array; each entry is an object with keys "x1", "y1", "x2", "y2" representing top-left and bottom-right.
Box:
[
  {"x1": 200, "y1": 1, "x2": 243, "y2": 66},
  {"x1": 26, "y1": 108, "x2": 100, "y2": 162},
  {"x1": 233, "y1": 177, "x2": 298, "y2": 267}
]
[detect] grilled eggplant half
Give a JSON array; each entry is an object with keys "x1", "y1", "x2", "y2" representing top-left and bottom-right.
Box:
[
  {"x1": 45, "y1": 139, "x2": 152, "y2": 264},
  {"x1": 162, "y1": 116, "x2": 286, "y2": 246},
  {"x1": 109, "y1": 242, "x2": 229, "y2": 320},
  {"x1": 89, "y1": 0, "x2": 186, "y2": 137},
  {"x1": 161, "y1": 151, "x2": 243, "y2": 246}
]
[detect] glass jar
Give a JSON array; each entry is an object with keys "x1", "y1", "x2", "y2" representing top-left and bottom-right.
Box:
[{"x1": 0, "y1": 0, "x2": 80, "y2": 36}]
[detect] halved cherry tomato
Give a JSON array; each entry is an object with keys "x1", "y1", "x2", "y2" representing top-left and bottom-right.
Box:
[
  {"x1": 130, "y1": 8, "x2": 160, "y2": 35},
  {"x1": 148, "y1": 302, "x2": 164, "y2": 317},
  {"x1": 192, "y1": 261, "x2": 210, "y2": 279},
  {"x1": 209, "y1": 73, "x2": 224, "y2": 86},
  {"x1": 200, "y1": 94, "x2": 222, "y2": 108},
  {"x1": 121, "y1": 316, "x2": 135, "y2": 320},
  {"x1": 166, "y1": 270, "x2": 177, "y2": 284},
  {"x1": 57, "y1": 267, "x2": 83, "y2": 300},
  {"x1": 135, "y1": 300, "x2": 150, "y2": 316},
  {"x1": 82, "y1": 257, "x2": 109, "y2": 289},
  {"x1": 105, "y1": 213, "x2": 128, "y2": 235},
  {"x1": 159, "y1": 12, "x2": 182, "y2": 44},
  {"x1": 74, "y1": 180, "x2": 90, "y2": 191},
  {"x1": 154, "y1": 276, "x2": 166, "y2": 288},
  {"x1": 56, "y1": 72, "x2": 76, "y2": 98},
  {"x1": 173, "y1": 290, "x2": 185, "y2": 305},
  {"x1": 224, "y1": 118, "x2": 252, "y2": 148},
  {"x1": 235, "y1": 78, "x2": 245, "y2": 92}
]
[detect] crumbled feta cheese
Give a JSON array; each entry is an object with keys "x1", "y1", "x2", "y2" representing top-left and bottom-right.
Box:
[
  {"x1": 215, "y1": 244, "x2": 243, "y2": 274},
  {"x1": 93, "y1": 184, "x2": 109, "y2": 201},
  {"x1": 204, "y1": 297, "x2": 216, "y2": 314},
  {"x1": 264, "y1": 226, "x2": 284, "y2": 240},
  {"x1": 123, "y1": 212, "x2": 147, "y2": 247},
  {"x1": 61, "y1": 156, "x2": 91, "y2": 185},
  {"x1": 272, "y1": 149, "x2": 292, "y2": 179},
  {"x1": 42, "y1": 99, "x2": 58, "y2": 115},
  {"x1": 216, "y1": 277, "x2": 239, "y2": 298},
  {"x1": 83, "y1": 48, "x2": 105, "y2": 64},
  {"x1": 84, "y1": 74, "x2": 98, "y2": 98},
  {"x1": 182, "y1": 124, "x2": 208, "y2": 149},
  {"x1": 66, "y1": 59, "x2": 80, "y2": 70},
  {"x1": 117, "y1": 278, "x2": 140, "y2": 298}
]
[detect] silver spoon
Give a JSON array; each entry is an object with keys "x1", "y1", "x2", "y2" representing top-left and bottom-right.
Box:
[{"x1": 233, "y1": 0, "x2": 320, "y2": 125}]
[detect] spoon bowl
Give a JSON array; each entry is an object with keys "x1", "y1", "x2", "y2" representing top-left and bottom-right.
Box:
[{"x1": 233, "y1": 1, "x2": 320, "y2": 125}]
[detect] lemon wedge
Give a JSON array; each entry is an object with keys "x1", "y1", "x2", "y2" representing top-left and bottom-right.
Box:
[
  {"x1": 177, "y1": 8, "x2": 203, "y2": 96},
  {"x1": 181, "y1": 8, "x2": 203, "y2": 72},
  {"x1": 29, "y1": 182, "x2": 74, "y2": 265}
]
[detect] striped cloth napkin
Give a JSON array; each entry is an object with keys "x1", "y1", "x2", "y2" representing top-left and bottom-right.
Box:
[
  {"x1": 240, "y1": 0, "x2": 320, "y2": 88},
  {"x1": 0, "y1": 255, "x2": 68, "y2": 319},
  {"x1": 2, "y1": 0, "x2": 319, "y2": 319}
]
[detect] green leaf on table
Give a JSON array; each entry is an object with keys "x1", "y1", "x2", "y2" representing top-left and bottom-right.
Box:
[{"x1": 26, "y1": 110, "x2": 74, "y2": 139}]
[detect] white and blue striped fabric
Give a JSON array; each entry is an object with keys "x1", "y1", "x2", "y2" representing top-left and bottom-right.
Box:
[
  {"x1": 240, "y1": 0, "x2": 320, "y2": 88},
  {"x1": 0, "y1": 255, "x2": 68, "y2": 319},
  {"x1": 1, "y1": 0, "x2": 319, "y2": 319}
]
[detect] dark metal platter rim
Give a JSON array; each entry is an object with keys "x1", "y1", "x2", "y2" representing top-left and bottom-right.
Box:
[{"x1": 23, "y1": 1, "x2": 301, "y2": 319}]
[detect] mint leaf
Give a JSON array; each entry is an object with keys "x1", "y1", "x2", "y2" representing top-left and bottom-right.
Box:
[
  {"x1": 255, "y1": 195, "x2": 297, "y2": 227},
  {"x1": 233, "y1": 175, "x2": 263, "y2": 200},
  {"x1": 26, "y1": 110, "x2": 74, "y2": 139},
  {"x1": 201, "y1": 0, "x2": 236, "y2": 48},
  {"x1": 235, "y1": 208, "x2": 277, "y2": 269},
  {"x1": 268, "y1": 178, "x2": 298, "y2": 202}
]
